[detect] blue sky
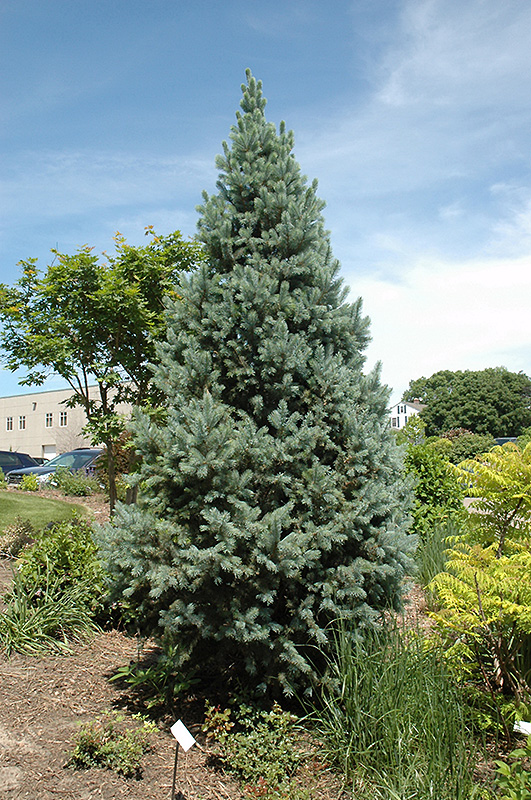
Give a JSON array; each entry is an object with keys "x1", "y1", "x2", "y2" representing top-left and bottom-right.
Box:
[{"x1": 1, "y1": 0, "x2": 530, "y2": 403}]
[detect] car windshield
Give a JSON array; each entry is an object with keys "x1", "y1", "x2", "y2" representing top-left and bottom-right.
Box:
[{"x1": 44, "y1": 451, "x2": 99, "y2": 469}]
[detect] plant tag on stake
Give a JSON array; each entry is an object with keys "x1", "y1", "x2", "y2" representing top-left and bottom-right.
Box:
[
  {"x1": 170, "y1": 720, "x2": 196, "y2": 799},
  {"x1": 171, "y1": 720, "x2": 196, "y2": 752}
]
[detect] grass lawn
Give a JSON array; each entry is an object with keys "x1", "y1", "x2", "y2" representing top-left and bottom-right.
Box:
[{"x1": 0, "y1": 490, "x2": 85, "y2": 530}]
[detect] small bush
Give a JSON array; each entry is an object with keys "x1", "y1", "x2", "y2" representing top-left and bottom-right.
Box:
[
  {"x1": 110, "y1": 639, "x2": 198, "y2": 711},
  {"x1": 0, "y1": 568, "x2": 99, "y2": 655},
  {"x1": 19, "y1": 473, "x2": 39, "y2": 492},
  {"x1": 495, "y1": 734, "x2": 531, "y2": 799},
  {"x1": 50, "y1": 467, "x2": 99, "y2": 497},
  {"x1": 67, "y1": 711, "x2": 155, "y2": 778},
  {"x1": 203, "y1": 702, "x2": 306, "y2": 799},
  {"x1": 0, "y1": 467, "x2": 6, "y2": 487},
  {"x1": 16, "y1": 515, "x2": 104, "y2": 613},
  {"x1": 0, "y1": 517, "x2": 34, "y2": 557}
]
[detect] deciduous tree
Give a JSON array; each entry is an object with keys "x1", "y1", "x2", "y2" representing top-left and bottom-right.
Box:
[
  {"x1": 403, "y1": 368, "x2": 531, "y2": 437},
  {"x1": 0, "y1": 228, "x2": 202, "y2": 510}
]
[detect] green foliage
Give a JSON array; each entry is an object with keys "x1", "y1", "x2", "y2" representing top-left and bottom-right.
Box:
[
  {"x1": 203, "y1": 702, "x2": 305, "y2": 800},
  {"x1": 50, "y1": 466, "x2": 99, "y2": 496},
  {"x1": 0, "y1": 228, "x2": 203, "y2": 510},
  {"x1": 110, "y1": 639, "x2": 198, "y2": 711},
  {"x1": 100, "y1": 71, "x2": 413, "y2": 695},
  {"x1": 0, "y1": 467, "x2": 6, "y2": 487},
  {"x1": 0, "y1": 516, "x2": 34, "y2": 557},
  {"x1": 394, "y1": 414, "x2": 426, "y2": 445},
  {"x1": 312, "y1": 621, "x2": 479, "y2": 799},
  {"x1": 495, "y1": 735, "x2": 531, "y2": 800},
  {"x1": 430, "y1": 541, "x2": 531, "y2": 702},
  {"x1": 415, "y1": 517, "x2": 459, "y2": 594},
  {"x1": 404, "y1": 441, "x2": 463, "y2": 537},
  {"x1": 0, "y1": 516, "x2": 104, "y2": 655},
  {"x1": 453, "y1": 442, "x2": 531, "y2": 556},
  {"x1": 440, "y1": 428, "x2": 497, "y2": 464},
  {"x1": 518, "y1": 428, "x2": 531, "y2": 450},
  {"x1": 67, "y1": 711, "x2": 155, "y2": 778},
  {"x1": 404, "y1": 368, "x2": 531, "y2": 437},
  {"x1": 0, "y1": 567, "x2": 99, "y2": 656},
  {"x1": 16, "y1": 516, "x2": 104, "y2": 613},
  {"x1": 19, "y1": 472, "x2": 39, "y2": 492}
]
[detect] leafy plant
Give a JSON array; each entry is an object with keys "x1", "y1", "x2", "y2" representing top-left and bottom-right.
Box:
[
  {"x1": 0, "y1": 567, "x2": 99, "y2": 656},
  {"x1": 203, "y1": 702, "x2": 306, "y2": 800},
  {"x1": 0, "y1": 467, "x2": 6, "y2": 487},
  {"x1": 15, "y1": 515, "x2": 104, "y2": 613},
  {"x1": 312, "y1": 621, "x2": 480, "y2": 799},
  {"x1": 495, "y1": 734, "x2": 531, "y2": 799},
  {"x1": 429, "y1": 541, "x2": 531, "y2": 704},
  {"x1": 110, "y1": 639, "x2": 198, "y2": 711},
  {"x1": 404, "y1": 441, "x2": 464, "y2": 537},
  {"x1": 453, "y1": 442, "x2": 531, "y2": 556},
  {"x1": 50, "y1": 467, "x2": 99, "y2": 496},
  {"x1": 0, "y1": 516, "x2": 34, "y2": 557},
  {"x1": 67, "y1": 711, "x2": 156, "y2": 778},
  {"x1": 19, "y1": 472, "x2": 39, "y2": 492}
]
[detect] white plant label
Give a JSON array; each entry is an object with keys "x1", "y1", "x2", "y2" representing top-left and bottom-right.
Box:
[{"x1": 170, "y1": 719, "x2": 196, "y2": 751}]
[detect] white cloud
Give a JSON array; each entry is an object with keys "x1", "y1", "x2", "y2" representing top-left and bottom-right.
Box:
[{"x1": 357, "y1": 251, "x2": 531, "y2": 400}]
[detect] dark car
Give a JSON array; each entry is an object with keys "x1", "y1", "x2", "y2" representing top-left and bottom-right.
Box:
[
  {"x1": 0, "y1": 450, "x2": 39, "y2": 476},
  {"x1": 6, "y1": 447, "x2": 103, "y2": 486}
]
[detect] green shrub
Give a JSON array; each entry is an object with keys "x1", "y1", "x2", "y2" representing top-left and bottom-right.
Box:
[
  {"x1": 19, "y1": 473, "x2": 39, "y2": 492},
  {"x1": 312, "y1": 621, "x2": 480, "y2": 799},
  {"x1": 0, "y1": 467, "x2": 6, "y2": 487},
  {"x1": 0, "y1": 517, "x2": 34, "y2": 557},
  {"x1": 203, "y1": 702, "x2": 306, "y2": 799},
  {"x1": 67, "y1": 711, "x2": 155, "y2": 778},
  {"x1": 495, "y1": 734, "x2": 531, "y2": 800},
  {"x1": 0, "y1": 568, "x2": 99, "y2": 655},
  {"x1": 429, "y1": 541, "x2": 531, "y2": 705},
  {"x1": 404, "y1": 442, "x2": 464, "y2": 537},
  {"x1": 16, "y1": 515, "x2": 104, "y2": 614},
  {"x1": 50, "y1": 467, "x2": 99, "y2": 496},
  {"x1": 110, "y1": 639, "x2": 198, "y2": 711}
]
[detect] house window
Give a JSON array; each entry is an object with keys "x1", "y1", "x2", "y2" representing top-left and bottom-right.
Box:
[
  {"x1": 404, "y1": 416, "x2": 408, "y2": 425},
  {"x1": 6, "y1": 417, "x2": 13, "y2": 431},
  {"x1": 19, "y1": 415, "x2": 26, "y2": 430},
  {"x1": 45, "y1": 412, "x2": 53, "y2": 428},
  {"x1": 59, "y1": 411, "x2": 68, "y2": 427},
  {"x1": 391, "y1": 418, "x2": 397, "y2": 427}
]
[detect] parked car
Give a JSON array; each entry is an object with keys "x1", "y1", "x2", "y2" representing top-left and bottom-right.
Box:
[
  {"x1": 0, "y1": 450, "x2": 39, "y2": 476},
  {"x1": 6, "y1": 448, "x2": 104, "y2": 486}
]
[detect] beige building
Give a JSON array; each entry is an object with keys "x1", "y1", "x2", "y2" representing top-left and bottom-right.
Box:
[{"x1": 0, "y1": 386, "x2": 131, "y2": 460}]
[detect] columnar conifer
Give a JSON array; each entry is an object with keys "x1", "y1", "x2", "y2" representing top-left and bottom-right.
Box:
[{"x1": 101, "y1": 71, "x2": 413, "y2": 694}]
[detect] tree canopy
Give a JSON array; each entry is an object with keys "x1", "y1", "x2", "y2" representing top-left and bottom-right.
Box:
[
  {"x1": 0, "y1": 228, "x2": 203, "y2": 509},
  {"x1": 403, "y1": 367, "x2": 531, "y2": 438},
  {"x1": 100, "y1": 71, "x2": 414, "y2": 695}
]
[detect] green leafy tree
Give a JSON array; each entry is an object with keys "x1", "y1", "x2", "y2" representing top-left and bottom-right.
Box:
[
  {"x1": 439, "y1": 428, "x2": 497, "y2": 464},
  {"x1": 0, "y1": 228, "x2": 202, "y2": 510},
  {"x1": 403, "y1": 367, "x2": 531, "y2": 437},
  {"x1": 100, "y1": 71, "x2": 414, "y2": 695}
]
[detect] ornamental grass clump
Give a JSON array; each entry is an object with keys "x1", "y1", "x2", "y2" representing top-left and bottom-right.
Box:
[{"x1": 312, "y1": 621, "x2": 480, "y2": 799}]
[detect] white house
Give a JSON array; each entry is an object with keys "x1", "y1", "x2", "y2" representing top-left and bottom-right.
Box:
[{"x1": 388, "y1": 400, "x2": 426, "y2": 430}]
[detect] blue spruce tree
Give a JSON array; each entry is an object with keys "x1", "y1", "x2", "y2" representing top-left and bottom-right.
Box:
[{"x1": 101, "y1": 71, "x2": 414, "y2": 695}]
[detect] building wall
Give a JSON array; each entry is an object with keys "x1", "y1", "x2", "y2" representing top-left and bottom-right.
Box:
[{"x1": 0, "y1": 386, "x2": 131, "y2": 459}]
